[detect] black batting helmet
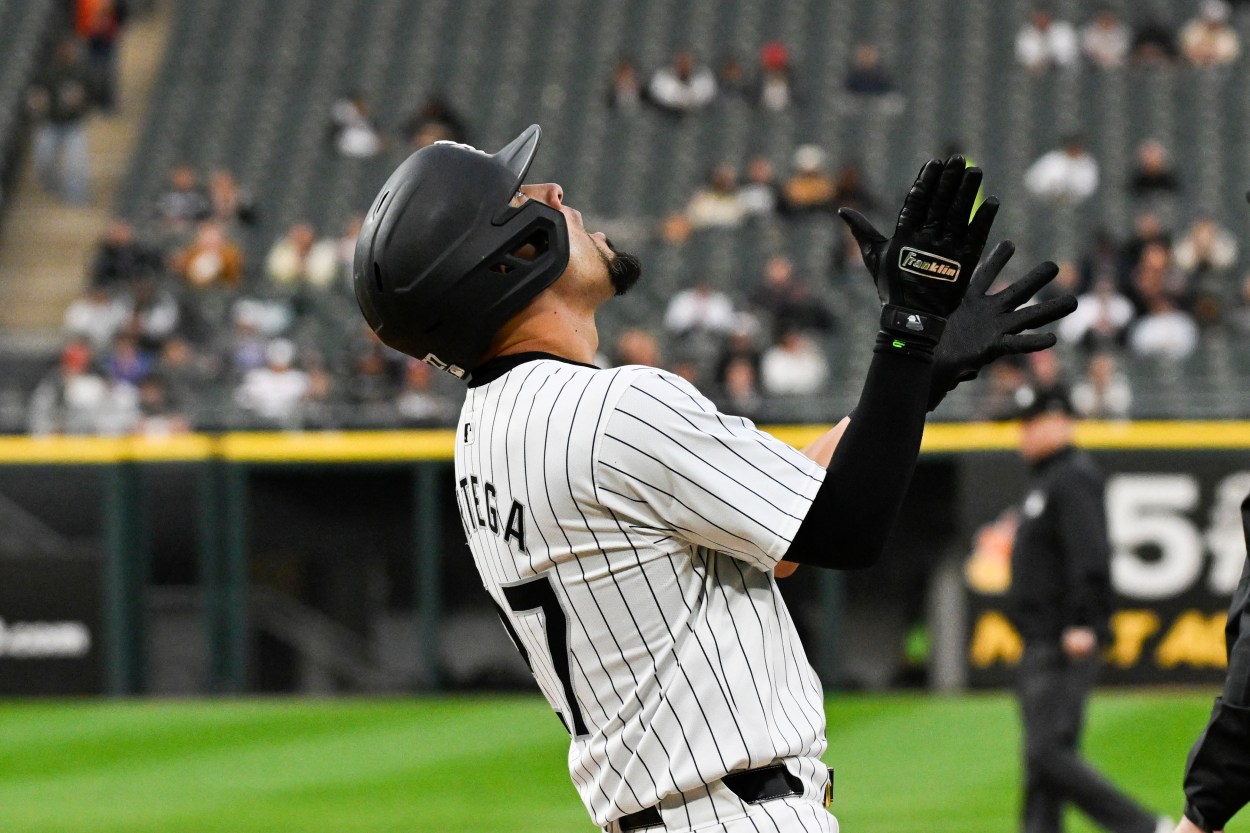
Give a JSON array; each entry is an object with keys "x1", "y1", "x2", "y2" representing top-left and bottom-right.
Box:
[{"x1": 353, "y1": 124, "x2": 570, "y2": 378}]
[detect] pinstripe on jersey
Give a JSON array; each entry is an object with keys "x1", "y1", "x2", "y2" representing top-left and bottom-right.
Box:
[{"x1": 453, "y1": 356, "x2": 829, "y2": 828}]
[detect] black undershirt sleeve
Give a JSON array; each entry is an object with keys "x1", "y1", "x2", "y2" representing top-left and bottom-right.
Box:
[{"x1": 783, "y1": 347, "x2": 933, "y2": 570}]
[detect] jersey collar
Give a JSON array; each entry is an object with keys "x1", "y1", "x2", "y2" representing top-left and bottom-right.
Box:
[{"x1": 468, "y1": 351, "x2": 599, "y2": 387}]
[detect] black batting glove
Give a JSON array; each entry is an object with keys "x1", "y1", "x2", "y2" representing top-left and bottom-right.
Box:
[
  {"x1": 928, "y1": 241, "x2": 1078, "y2": 411},
  {"x1": 839, "y1": 156, "x2": 999, "y2": 359}
]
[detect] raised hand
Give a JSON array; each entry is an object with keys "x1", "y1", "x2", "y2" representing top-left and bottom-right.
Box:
[{"x1": 928, "y1": 241, "x2": 1077, "y2": 410}]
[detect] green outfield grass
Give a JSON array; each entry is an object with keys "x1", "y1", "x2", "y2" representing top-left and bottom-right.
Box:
[{"x1": 0, "y1": 691, "x2": 1238, "y2": 833}]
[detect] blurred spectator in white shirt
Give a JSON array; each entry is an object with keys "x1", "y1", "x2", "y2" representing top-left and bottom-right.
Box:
[
  {"x1": 1181, "y1": 0, "x2": 1241, "y2": 67},
  {"x1": 28, "y1": 341, "x2": 106, "y2": 435},
  {"x1": 64, "y1": 285, "x2": 130, "y2": 350},
  {"x1": 761, "y1": 327, "x2": 828, "y2": 395},
  {"x1": 758, "y1": 42, "x2": 793, "y2": 111},
  {"x1": 1071, "y1": 352, "x2": 1132, "y2": 419},
  {"x1": 330, "y1": 92, "x2": 385, "y2": 158},
  {"x1": 235, "y1": 339, "x2": 310, "y2": 424},
  {"x1": 1016, "y1": 9, "x2": 1079, "y2": 72},
  {"x1": 1173, "y1": 215, "x2": 1238, "y2": 279},
  {"x1": 738, "y1": 156, "x2": 780, "y2": 220},
  {"x1": 1025, "y1": 136, "x2": 1099, "y2": 204},
  {"x1": 664, "y1": 280, "x2": 736, "y2": 339},
  {"x1": 1081, "y1": 9, "x2": 1131, "y2": 68},
  {"x1": 684, "y1": 163, "x2": 746, "y2": 229},
  {"x1": 647, "y1": 52, "x2": 717, "y2": 114},
  {"x1": 1059, "y1": 278, "x2": 1135, "y2": 351},
  {"x1": 265, "y1": 222, "x2": 339, "y2": 289}
]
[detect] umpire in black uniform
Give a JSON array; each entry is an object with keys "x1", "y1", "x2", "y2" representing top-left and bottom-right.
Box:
[
  {"x1": 1008, "y1": 386, "x2": 1165, "y2": 833},
  {"x1": 1176, "y1": 497, "x2": 1250, "y2": 833}
]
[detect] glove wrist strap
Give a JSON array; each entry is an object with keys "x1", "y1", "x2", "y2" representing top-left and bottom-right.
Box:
[{"x1": 880, "y1": 304, "x2": 945, "y2": 345}]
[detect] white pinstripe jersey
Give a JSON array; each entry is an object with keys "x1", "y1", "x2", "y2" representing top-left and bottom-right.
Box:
[{"x1": 453, "y1": 354, "x2": 829, "y2": 827}]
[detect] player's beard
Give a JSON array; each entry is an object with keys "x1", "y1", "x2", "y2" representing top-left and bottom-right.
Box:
[{"x1": 600, "y1": 237, "x2": 642, "y2": 297}]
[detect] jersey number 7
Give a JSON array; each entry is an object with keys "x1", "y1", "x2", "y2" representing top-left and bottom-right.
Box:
[{"x1": 497, "y1": 574, "x2": 589, "y2": 736}]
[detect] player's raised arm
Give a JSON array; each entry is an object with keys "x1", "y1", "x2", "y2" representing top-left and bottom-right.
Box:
[{"x1": 782, "y1": 156, "x2": 987, "y2": 570}]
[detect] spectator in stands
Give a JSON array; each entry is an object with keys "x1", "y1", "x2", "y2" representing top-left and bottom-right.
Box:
[
  {"x1": 1120, "y1": 212, "x2": 1173, "y2": 291},
  {"x1": 1128, "y1": 139, "x2": 1179, "y2": 200},
  {"x1": 1129, "y1": 294, "x2": 1199, "y2": 361},
  {"x1": 663, "y1": 279, "x2": 736, "y2": 340},
  {"x1": 1016, "y1": 9, "x2": 1079, "y2": 73},
  {"x1": 781, "y1": 145, "x2": 838, "y2": 215},
  {"x1": 1181, "y1": 0, "x2": 1241, "y2": 67},
  {"x1": 1228, "y1": 273, "x2": 1250, "y2": 335},
  {"x1": 612, "y1": 328, "x2": 662, "y2": 368},
  {"x1": 844, "y1": 44, "x2": 897, "y2": 96},
  {"x1": 750, "y1": 255, "x2": 835, "y2": 339},
  {"x1": 1128, "y1": 241, "x2": 1188, "y2": 312},
  {"x1": 172, "y1": 221, "x2": 244, "y2": 289},
  {"x1": 647, "y1": 51, "x2": 717, "y2": 114},
  {"x1": 833, "y1": 162, "x2": 877, "y2": 214},
  {"x1": 975, "y1": 355, "x2": 1032, "y2": 421},
  {"x1": 28, "y1": 341, "x2": 107, "y2": 435},
  {"x1": 760, "y1": 326, "x2": 828, "y2": 396},
  {"x1": 1174, "y1": 214, "x2": 1238, "y2": 282},
  {"x1": 713, "y1": 313, "x2": 763, "y2": 389},
  {"x1": 1081, "y1": 8, "x2": 1131, "y2": 69},
  {"x1": 1079, "y1": 229, "x2": 1121, "y2": 294},
  {"x1": 607, "y1": 57, "x2": 643, "y2": 111},
  {"x1": 135, "y1": 376, "x2": 190, "y2": 437},
  {"x1": 1028, "y1": 347, "x2": 1063, "y2": 392},
  {"x1": 1129, "y1": 256, "x2": 1199, "y2": 360},
  {"x1": 75, "y1": 0, "x2": 126, "y2": 112},
  {"x1": 209, "y1": 169, "x2": 257, "y2": 228},
  {"x1": 265, "y1": 222, "x2": 339, "y2": 289},
  {"x1": 156, "y1": 336, "x2": 217, "y2": 407},
  {"x1": 89, "y1": 218, "x2": 161, "y2": 288},
  {"x1": 64, "y1": 284, "x2": 131, "y2": 350},
  {"x1": 330, "y1": 91, "x2": 385, "y2": 158},
  {"x1": 396, "y1": 359, "x2": 460, "y2": 427},
  {"x1": 346, "y1": 337, "x2": 402, "y2": 407},
  {"x1": 155, "y1": 164, "x2": 212, "y2": 234},
  {"x1": 758, "y1": 41, "x2": 794, "y2": 111},
  {"x1": 738, "y1": 156, "x2": 780, "y2": 221},
  {"x1": 401, "y1": 93, "x2": 469, "y2": 150},
  {"x1": 128, "y1": 277, "x2": 180, "y2": 350},
  {"x1": 1059, "y1": 277, "x2": 1135, "y2": 352},
  {"x1": 718, "y1": 356, "x2": 764, "y2": 421},
  {"x1": 27, "y1": 35, "x2": 94, "y2": 204},
  {"x1": 1130, "y1": 17, "x2": 1180, "y2": 65},
  {"x1": 684, "y1": 163, "x2": 746, "y2": 229},
  {"x1": 716, "y1": 55, "x2": 750, "y2": 101},
  {"x1": 103, "y1": 332, "x2": 153, "y2": 386},
  {"x1": 1024, "y1": 135, "x2": 1099, "y2": 204},
  {"x1": 234, "y1": 338, "x2": 310, "y2": 425},
  {"x1": 1071, "y1": 352, "x2": 1132, "y2": 420}
]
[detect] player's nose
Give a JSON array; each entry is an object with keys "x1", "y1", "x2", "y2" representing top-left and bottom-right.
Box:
[{"x1": 522, "y1": 182, "x2": 564, "y2": 209}]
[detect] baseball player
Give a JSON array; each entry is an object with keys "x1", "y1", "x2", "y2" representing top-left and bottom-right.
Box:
[{"x1": 353, "y1": 125, "x2": 1075, "y2": 832}]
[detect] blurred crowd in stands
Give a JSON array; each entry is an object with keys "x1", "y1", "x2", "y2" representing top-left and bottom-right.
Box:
[{"x1": 26, "y1": 3, "x2": 1250, "y2": 435}]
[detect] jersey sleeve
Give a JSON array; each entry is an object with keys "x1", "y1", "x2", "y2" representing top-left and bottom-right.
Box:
[{"x1": 594, "y1": 369, "x2": 825, "y2": 570}]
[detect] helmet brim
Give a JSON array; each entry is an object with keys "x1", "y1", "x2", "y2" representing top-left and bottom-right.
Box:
[{"x1": 492, "y1": 124, "x2": 542, "y2": 191}]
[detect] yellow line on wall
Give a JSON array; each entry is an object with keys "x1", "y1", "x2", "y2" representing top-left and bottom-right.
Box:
[{"x1": 1, "y1": 422, "x2": 1249, "y2": 464}]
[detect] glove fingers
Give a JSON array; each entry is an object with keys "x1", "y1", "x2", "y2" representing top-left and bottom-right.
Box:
[
  {"x1": 968, "y1": 240, "x2": 1016, "y2": 298},
  {"x1": 965, "y1": 196, "x2": 1000, "y2": 253},
  {"x1": 995, "y1": 260, "x2": 1060, "y2": 308},
  {"x1": 923, "y1": 155, "x2": 966, "y2": 234},
  {"x1": 947, "y1": 166, "x2": 983, "y2": 244},
  {"x1": 896, "y1": 159, "x2": 944, "y2": 235},
  {"x1": 1004, "y1": 294, "x2": 1077, "y2": 332},
  {"x1": 999, "y1": 332, "x2": 1058, "y2": 354}
]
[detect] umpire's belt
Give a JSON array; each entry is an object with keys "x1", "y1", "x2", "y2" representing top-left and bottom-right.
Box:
[{"x1": 617, "y1": 763, "x2": 833, "y2": 831}]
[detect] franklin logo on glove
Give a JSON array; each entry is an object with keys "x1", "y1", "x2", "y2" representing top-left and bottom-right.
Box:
[{"x1": 899, "y1": 247, "x2": 961, "y2": 281}]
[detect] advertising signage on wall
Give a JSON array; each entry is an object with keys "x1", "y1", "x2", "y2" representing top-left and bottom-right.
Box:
[
  {"x1": 960, "y1": 452, "x2": 1246, "y2": 687},
  {"x1": 0, "y1": 551, "x2": 102, "y2": 695}
]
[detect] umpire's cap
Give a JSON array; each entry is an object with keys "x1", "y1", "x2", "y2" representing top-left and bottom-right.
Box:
[
  {"x1": 353, "y1": 125, "x2": 570, "y2": 378},
  {"x1": 1015, "y1": 384, "x2": 1076, "y2": 422}
]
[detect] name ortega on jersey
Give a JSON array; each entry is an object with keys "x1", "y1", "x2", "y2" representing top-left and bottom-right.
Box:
[
  {"x1": 457, "y1": 475, "x2": 528, "y2": 553},
  {"x1": 898, "y1": 246, "x2": 961, "y2": 282}
]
